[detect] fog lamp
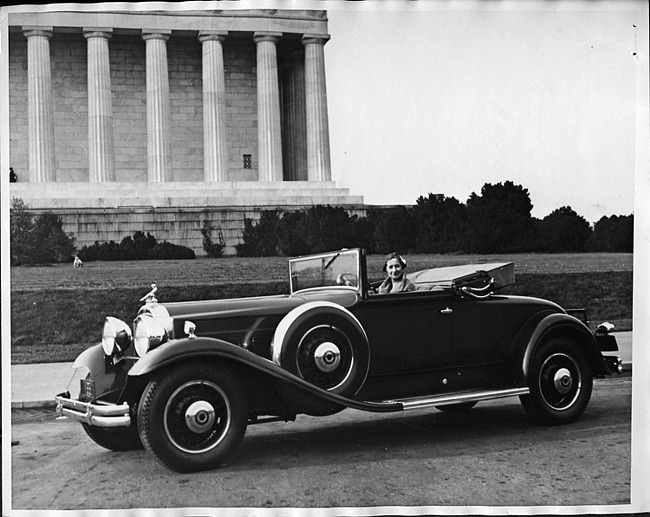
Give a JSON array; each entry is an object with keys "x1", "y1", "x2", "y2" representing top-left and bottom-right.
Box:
[{"x1": 102, "y1": 317, "x2": 132, "y2": 356}]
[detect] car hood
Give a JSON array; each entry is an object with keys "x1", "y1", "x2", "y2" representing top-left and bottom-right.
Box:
[
  {"x1": 155, "y1": 294, "x2": 302, "y2": 321},
  {"x1": 154, "y1": 289, "x2": 360, "y2": 321}
]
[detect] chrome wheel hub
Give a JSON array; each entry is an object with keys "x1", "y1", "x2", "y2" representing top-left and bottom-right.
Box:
[
  {"x1": 313, "y1": 342, "x2": 341, "y2": 373},
  {"x1": 553, "y1": 367, "x2": 573, "y2": 394},
  {"x1": 184, "y1": 400, "x2": 216, "y2": 433}
]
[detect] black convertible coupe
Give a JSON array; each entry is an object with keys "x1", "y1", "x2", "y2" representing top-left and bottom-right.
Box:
[{"x1": 56, "y1": 248, "x2": 621, "y2": 472}]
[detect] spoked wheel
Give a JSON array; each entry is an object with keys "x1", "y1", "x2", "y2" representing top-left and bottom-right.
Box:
[
  {"x1": 520, "y1": 337, "x2": 593, "y2": 425},
  {"x1": 137, "y1": 362, "x2": 248, "y2": 472}
]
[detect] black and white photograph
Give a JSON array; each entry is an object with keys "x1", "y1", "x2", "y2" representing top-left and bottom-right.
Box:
[{"x1": 1, "y1": 1, "x2": 648, "y2": 515}]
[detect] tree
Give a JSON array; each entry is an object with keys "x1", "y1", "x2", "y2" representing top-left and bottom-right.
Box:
[
  {"x1": 369, "y1": 206, "x2": 416, "y2": 254},
  {"x1": 465, "y1": 181, "x2": 536, "y2": 253},
  {"x1": 537, "y1": 206, "x2": 592, "y2": 252},
  {"x1": 10, "y1": 198, "x2": 35, "y2": 266},
  {"x1": 29, "y1": 213, "x2": 76, "y2": 264},
  {"x1": 412, "y1": 194, "x2": 466, "y2": 253},
  {"x1": 236, "y1": 211, "x2": 280, "y2": 257},
  {"x1": 588, "y1": 214, "x2": 634, "y2": 252}
]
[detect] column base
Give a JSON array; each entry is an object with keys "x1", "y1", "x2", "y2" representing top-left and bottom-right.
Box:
[{"x1": 9, "y1": 181, "x2": 364, "y2": 209}]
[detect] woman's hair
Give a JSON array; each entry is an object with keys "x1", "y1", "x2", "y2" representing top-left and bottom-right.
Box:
[{"x1": 382, "y1": 252, "x2": 407, "y2": 272}]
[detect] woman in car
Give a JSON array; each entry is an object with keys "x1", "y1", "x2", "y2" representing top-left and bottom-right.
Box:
[{"x1": 377, "y1": 252, "x2": 416, "y2": 294}]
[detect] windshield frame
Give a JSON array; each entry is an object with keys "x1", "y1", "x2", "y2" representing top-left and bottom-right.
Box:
[{"x1": 288, "y1": 249, "x2": 363, "y2": 295}]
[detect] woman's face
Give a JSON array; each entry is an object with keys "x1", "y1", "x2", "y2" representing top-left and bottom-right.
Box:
[{"x1": 385, "y1": 258, "x2": 404, "y2": 280}]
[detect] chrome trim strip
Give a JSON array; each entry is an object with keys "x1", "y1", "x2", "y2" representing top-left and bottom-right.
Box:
[
  {"x1": 393, "y1": 387, "x2": 530, "y2": 411},
  {"x1": 55, "y1": 396, "x2": 131, "y2": 427}
]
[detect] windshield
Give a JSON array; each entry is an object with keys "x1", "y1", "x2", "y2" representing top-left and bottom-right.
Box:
[{"x1": 289, "y1": 249, "x2": 361, "y2": 294}]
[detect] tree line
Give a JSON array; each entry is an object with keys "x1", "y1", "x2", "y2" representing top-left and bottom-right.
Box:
[
  {"x1": 236, "y1": 181, "x2": 633, "y2": 256},
  {"x1": 9, "y1": 180, "x2": 633, "y2": 265}
]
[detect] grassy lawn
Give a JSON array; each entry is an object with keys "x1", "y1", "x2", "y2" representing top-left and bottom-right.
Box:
[{"x1": 9, "y1": 253, "x2": 633, "y2": 364}]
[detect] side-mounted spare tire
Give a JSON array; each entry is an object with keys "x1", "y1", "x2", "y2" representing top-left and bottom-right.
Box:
[{"x1": 272, "y1": 302, "x2": 370, "y2": 415}]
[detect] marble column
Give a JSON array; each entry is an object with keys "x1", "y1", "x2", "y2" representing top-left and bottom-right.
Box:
[
  {"x1": 84, "y1": 28, "x2": 115, "y2": 182},
  {"x1": 281, "y1": 51, "x2": 308, "y2": 181},
  {"x1": 142, "y1": 30, "x2": 172, "y2": 182},
  {"x1": 254, "y1": 32, "x2": 283, "y2": 182},
  {"x1": 199, "y1": 31, "x2": 229, "y2": 182},
  {"x1": 302, "y1": 34, "x2": 332, "y2": 182},
  {"x1": 23, "y1": 27, "x2": 56, "y2": 183}
]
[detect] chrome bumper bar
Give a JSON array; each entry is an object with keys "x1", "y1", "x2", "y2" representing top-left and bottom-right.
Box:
[{"x1": 55, "y1": 393, "x2": 131, "y2": 427}]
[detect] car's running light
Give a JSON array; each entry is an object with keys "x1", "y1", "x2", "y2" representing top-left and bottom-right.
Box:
[
  {"x1": 102, "y1": 317, "x2": 132, "y2": 356},
  {"x1": 134, "y1": 314, "x2": 167, "y2": 357}
]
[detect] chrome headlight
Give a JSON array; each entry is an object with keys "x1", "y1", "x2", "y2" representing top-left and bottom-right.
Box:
[
  {"x1": 134, "y1": 314, "x2": 168, "y2": 357},
  {"x1": 102, "y1": 317, "x2": 133, "y2": 356}
]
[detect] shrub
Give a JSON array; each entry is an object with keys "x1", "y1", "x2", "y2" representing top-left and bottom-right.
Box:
[
  {"x1": 236, "y1": 211, "x2": 280, "y2": 257},
  {"x1": 201, "y1": 219, "x2": 225, "y2": 258},
  {"x1": 275, "y1": 206, "x2": 372, "y2": 256},
  {"x1": 368, "y1": 206, "x2": 416, "y2": 254},
  {"x1": 77, "y1": 232, "x2": 194, "y2": 261},
  {"x1": 9, "y1": 199, "x2": 76, "y2": 265},
  {"x1": 10, "y1": 198, "x2": 35, "y2": 266},
  {"x1": 150, "y1": 242, "x2": 196, "y2": 260}
]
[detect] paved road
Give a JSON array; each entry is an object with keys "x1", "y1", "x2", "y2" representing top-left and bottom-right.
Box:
[{"x1": 8, "y1": 375, "x2": 631, "y2": 512}]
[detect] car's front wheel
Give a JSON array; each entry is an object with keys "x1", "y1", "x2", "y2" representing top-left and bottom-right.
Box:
[
  {"x1": 520, "y1": 337, "x2": 593, "y2": 425},
  {"x1": 82, "y1": 422, "x2": 143, "y2": 451},
  {"x1": 137, "y1": 361, "x2": 248, "y2": 473}
]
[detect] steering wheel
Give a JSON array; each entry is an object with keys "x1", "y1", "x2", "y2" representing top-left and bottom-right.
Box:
[{"x1": 336, "y1": 273, "x2": 358, "y2": 287}]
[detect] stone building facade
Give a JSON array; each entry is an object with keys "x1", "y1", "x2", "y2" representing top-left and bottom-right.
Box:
[{"x1": 5, "y1": 7, "x2": 363, "y2": 254}]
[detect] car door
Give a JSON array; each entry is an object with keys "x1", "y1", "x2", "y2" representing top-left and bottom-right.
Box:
[
  {"x1": 360, "y1": 289, "x2": 453, "y2": 375},
  {"x1": 449, "y1": 295, "x2": 528, "y2": 366}
]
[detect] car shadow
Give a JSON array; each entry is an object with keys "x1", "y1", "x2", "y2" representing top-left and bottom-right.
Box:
[{"x1": 229, "y1": 400, "x2": 607, "y2": 471}]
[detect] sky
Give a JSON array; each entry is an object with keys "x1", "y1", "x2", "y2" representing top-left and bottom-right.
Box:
[{"x1": 323, "y1": 1, "x2": 645, "y2": 224}]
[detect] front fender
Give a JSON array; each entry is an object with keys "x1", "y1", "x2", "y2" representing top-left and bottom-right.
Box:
[
  {"x1": 516, "y1": 312, "x2": 609, "y2": 385},
  {"x1": 70, "y1": 343, "x2": 135, "y2": 402},
  {"x1": 127, "y1": 337, "x2": 400, "y2": 414}
]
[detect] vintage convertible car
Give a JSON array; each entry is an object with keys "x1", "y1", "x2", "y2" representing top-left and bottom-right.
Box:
[{"x1": 56, "y1": 248, "x2": 622, "y2": 472}]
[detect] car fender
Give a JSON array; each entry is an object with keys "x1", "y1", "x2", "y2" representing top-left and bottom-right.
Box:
[
  {"x1": 516, "y1": 312, "x2": 609, "y2": 385},
  {"x1": 69, "y1": 343, "x2": 135, "y2": 402},
  {"x1": 126, "y1": 336, "x2": 399, "y2": 414}
]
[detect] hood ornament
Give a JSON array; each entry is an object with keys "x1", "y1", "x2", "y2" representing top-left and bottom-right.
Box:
[{"x1": 140, "y1": 283, "x2": 158, "y2": 305}]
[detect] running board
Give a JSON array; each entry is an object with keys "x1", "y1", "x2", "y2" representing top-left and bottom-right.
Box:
[{"x1": 382, "y1": 387, "x2": 530, "y2": 411}]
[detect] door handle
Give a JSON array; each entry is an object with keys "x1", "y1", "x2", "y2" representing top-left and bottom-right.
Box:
[{"x1": 440, "y1": 307, "x2": 453, "y2": 314}]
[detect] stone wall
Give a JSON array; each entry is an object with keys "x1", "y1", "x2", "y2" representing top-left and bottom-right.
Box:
[{"x1": 27, "y1": 205, "x2": 368, "y2": 256}]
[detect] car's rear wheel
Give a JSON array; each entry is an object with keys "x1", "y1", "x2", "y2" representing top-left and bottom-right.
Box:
[
  {"x1": 82, "y1": 422, "x2": 143, "y2": 451},
  {"x1": 520, "y1": 337, "x2": 593, "y2": 425},
  {"x1": 137, "y1": 362, "x2": 248, "y2": 473}
]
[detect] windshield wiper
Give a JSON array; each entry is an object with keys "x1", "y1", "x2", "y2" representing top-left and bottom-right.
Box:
[{"x1": 323, "y1": 253, "x2": 340, "y2": 271}]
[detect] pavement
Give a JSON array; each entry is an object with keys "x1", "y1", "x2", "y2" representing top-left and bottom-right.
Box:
[{"x1": 9, "y1": 332, "x2": 633, "y2": 410}]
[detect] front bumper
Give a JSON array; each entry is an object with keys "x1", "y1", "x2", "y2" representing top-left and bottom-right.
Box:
[{"x1": 55, "y1": 391, "x2": 131, "y2": 427}]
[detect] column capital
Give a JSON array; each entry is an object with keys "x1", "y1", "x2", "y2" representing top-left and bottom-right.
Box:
[
  {"x1": 83, "y1": 28, "x2": 113, "y2": 40},
  {"x1": 302, "y1": 34, "x2": 331, "y2": 46},
  {"x1": 198, "y1": 30, "x2": 228, "y2": 43},
  {"x1": 253, "y1": 31, "x2": 282, "y2": 44},
  {"x1": 142, "y1": 29, "x2": 172, "y2": 42},
  {"x1": 22, "y1": 26, "x2": 53, "y2": 38}
]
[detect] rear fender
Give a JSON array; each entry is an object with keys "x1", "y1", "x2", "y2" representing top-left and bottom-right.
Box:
[{"x1": 515, "y1": 313, "x2": 609, "y2": 385}]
